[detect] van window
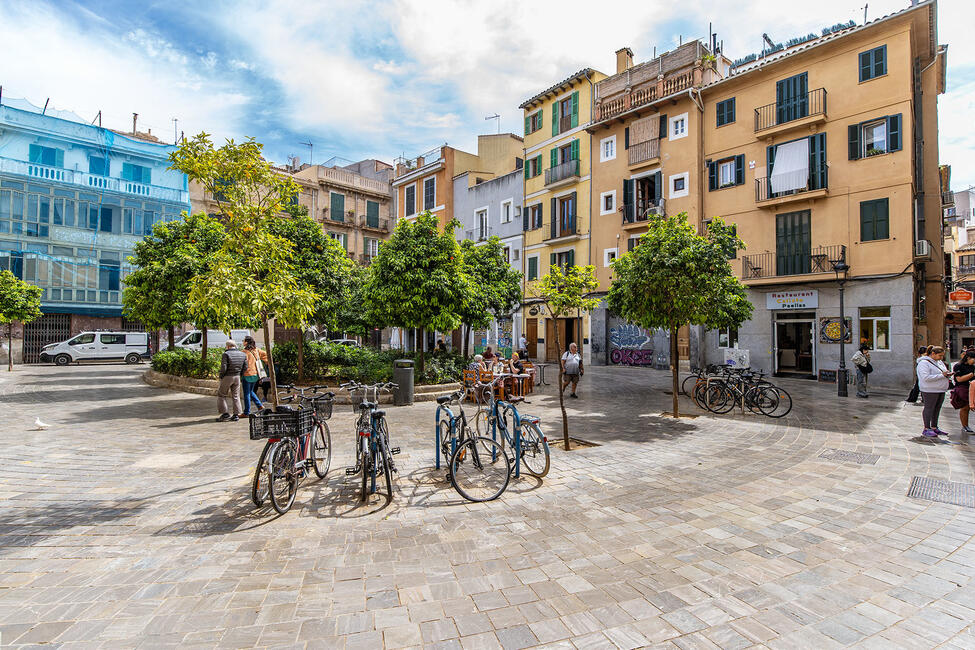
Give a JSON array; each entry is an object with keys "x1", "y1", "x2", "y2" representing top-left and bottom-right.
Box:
[
  {"x1": 69, "y1": 334, "x2": 95, "y2": 345},
  {"x1": 100, "y1": 334, "x2": 126, "y2": 345},
  {"x1": 182, "y1": 332, "x2": 202, "y2": 344}
]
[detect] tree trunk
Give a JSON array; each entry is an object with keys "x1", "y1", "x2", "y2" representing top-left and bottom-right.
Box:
[
  {"x1": 167, "y1": 325, "x2": 175, "y2": 350},
  {"x1": 263, "y1": 318, "x2": 279, "y2": 407},
  {"x1": 553, "y1": 317, "x2": 570, "y2": 451},
  {"x1": 418, "y1": 326, "x2": 425, "y2": 374},
  {"x1": 464, "y1": 324, "x2": 471, "y2": 358},
  {"x1": 670, "y1": 324, "x2": 680, "y2": 418},
  {"x1": 200, "y1": 326, "x2": 209, "y2": 373},
  {"x1": 7, "y1": 322, "x2": 12, "y2": 372},
  {"x1": 297, "y1": 331, "x2": 305, "y2": 384}
]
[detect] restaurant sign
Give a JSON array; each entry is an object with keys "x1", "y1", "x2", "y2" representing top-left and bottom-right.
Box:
[{"x1": 766, "y1": 290, "x2": 818, "y2": 310}]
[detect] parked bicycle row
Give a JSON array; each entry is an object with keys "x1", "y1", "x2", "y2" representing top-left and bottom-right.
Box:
[{"x1": 682, "y1": 364, "x2": 793, "y2": 418}]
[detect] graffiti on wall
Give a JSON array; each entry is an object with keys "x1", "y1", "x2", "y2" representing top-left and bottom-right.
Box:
[
  {"x1": 497, "y1": 318, "x2": 513, "y2": 357},
  {"x1": 609, "y1": 323, "x2": 655, "y2": 366}
]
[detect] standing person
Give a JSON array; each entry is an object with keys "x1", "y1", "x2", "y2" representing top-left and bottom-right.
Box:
[
  {"x1": 917, "y1": 346, "x2": 952, "y2": 437},
  {"x1": 951, "y1": 350, "x2": 975, "y2": 433},
  {"x1": 561, "y1": 342, "x2": 584, "y2": 398},
  {"x1": 241, "y1": 336, "x2": 268, "y2": 418},
  {"x1": 216, "y1": 340, "x2": 248, "y2": 422},
  {"x1": 436, "y1": 338, "x2": 447, "y2": 353},
  {"x1": 851, "y1": 343, "x2": 872, "y2": 398},
  {"x1": 906, "y1": 346, "x2": 929, "y2": 404},
  {"x1": 518, "y1": 334, "x2": 529, "y2": 360}
]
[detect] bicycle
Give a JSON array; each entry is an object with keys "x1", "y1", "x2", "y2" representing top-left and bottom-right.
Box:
[
  {"x1": 435, "y1": 390, "x2": 511, "y2": 502},
  {"x1": 341, "y1": 381, "x2": 400, "y2": 502},
  {"x1": 693, "y1": 368, "x2": 792, "y2": 418},
  {"x1": 472, "y1": 375, "x2": 549, "y2": 478},
  {"x1": 251, "y1": 384, "x2": 334, "y2": 514}
]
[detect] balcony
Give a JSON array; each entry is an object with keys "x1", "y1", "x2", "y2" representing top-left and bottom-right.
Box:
[
  {"x1": 315, "y1": 165, "x2": 391, "y2": 196},
  {"x1": 627, "y1": 139, "x2": 660, "y2": 167},
  {"x1": 621, "y1": 200, "x2": 665, "y2": 229},
  {"x1": 593, "y1": 68, "x2": 696, "y2": 123},
  {"x1": 465, "y1": 227, "x2": 493, "y2": 242},
  {"x1": 942, "y1": 191, "x2": 955, "y2": 207},
  {"x1": 0, "y1": 156, "x2": 189, "y2": 204},
  {"x1": 755, "y1": 176, "x2": 828, "y2": 207},
  {"x1": 740, "y1": 245, "x2": 846, "y2": 280},
  {"x1": 558, "y1": 115, "x2": 573, "y2": 134},
  {"x1": 957, "y1": 264, "x2": 975, "y2": 276},
  {"x1": 754, "y1": 88, "x2": 827, "y2": 135},
  {"x1": 914, "y1": 239, "x2": 933, "y2": 261},
  {"x1": 544, "y1": 159, "x2": 580, "y2": 187},
  {"x1": 359, "y1": 215, "x2": 389, "y2": 232},
  {"x1": 325, "y1": 209, "x2": 354, "y2": 226},
  {"x1": 359, "y1": 253, "x2": 374, "y2": 265},
  {"x1": 544, "y1": 217, "x2": 580, "y2": 243}
]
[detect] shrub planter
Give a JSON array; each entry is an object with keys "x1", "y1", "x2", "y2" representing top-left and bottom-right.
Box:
[{"x1": 143, "y1": 370, "x2": 459, "y2": 403}]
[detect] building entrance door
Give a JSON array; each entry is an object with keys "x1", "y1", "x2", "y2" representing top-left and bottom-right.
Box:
[
  {"x1": 545, "y1": 318, "x2": 580, "y2": 362},
  {"x1": 774, "y1": 311, "x2": 816, "y2": 377}
]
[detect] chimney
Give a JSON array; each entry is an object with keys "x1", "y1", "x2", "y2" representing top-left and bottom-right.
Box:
[
  {"x1": 615, "y1": 47, "x2": 634, "y2": 74},
  {"x1": 132, "y1": 112, "x2": 138, "y2": 134}
]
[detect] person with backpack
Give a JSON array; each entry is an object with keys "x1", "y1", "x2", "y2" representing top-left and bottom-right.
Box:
[
  {"x1": 917, "y1": 345, "x2": 952, "y2": 438},
  {"x1": 851, "y1": 343, "x2": 872, "y2": 398},
  {"x1": 241, "y1": 336, "x2": 269, "y2": 418},
  {"x1": 906, "y1": 346, "x2": 929, "y2": 404},
  {"x1": 950, "y1": 349, "x2": 975, "y2": 433}
]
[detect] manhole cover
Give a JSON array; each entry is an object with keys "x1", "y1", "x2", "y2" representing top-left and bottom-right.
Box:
[
  {"x1": 907, "y1": 476, "x2": 975, "y2": 508},
  {"x1": 818, "y1": 448, "x2": 880, "y2": 465}
]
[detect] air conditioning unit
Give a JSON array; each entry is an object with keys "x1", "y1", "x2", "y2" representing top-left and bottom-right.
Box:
[
  {"x1": 513, "y1": 249, "x2": 520, "y2": 260},
  {"x1": 914, "y1": 239, "x2": 932, "y2": 260}
]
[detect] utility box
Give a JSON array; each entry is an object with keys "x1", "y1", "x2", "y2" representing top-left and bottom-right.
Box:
[{"x1": 393, "y1": 359, "x2": 414, "y2": 406}]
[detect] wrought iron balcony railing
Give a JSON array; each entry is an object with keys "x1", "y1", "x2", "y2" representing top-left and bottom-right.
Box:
[
  {"x1": 754, "y1": 87, "x2": 827, "y2": 132},
  {"x1": 740, "y1": 245, "x2": 846, "y2": 279}
]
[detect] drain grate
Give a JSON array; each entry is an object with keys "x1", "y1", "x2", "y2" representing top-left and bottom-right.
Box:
[
  {"x1": 907, "y1": 476, "x2": 975, "y2": 508},
  {"x1": 818, "y1": 448, "x2": 881, "y2": 465}
]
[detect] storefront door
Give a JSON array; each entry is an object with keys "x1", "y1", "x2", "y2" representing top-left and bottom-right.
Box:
[{"x1": 774, "y1": 311, "x2": 816, "y2": 377}]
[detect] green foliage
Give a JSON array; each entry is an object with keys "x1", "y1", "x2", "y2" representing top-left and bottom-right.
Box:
[
  {"x1": 459, "y1": 237, "x2": 523, "y2": 331},
  {"x1": 271, "y1": 341, "x2": 465, "y2": 385},
  {"x1": 334, "y1": 264, "x2": 372, "y2": 336},
  {"x1": 150, "y1": 348, "x2": 222, "y2": 379},
  {"x1": 0, "y1": 270, "x2": 43, "y2": 326}
]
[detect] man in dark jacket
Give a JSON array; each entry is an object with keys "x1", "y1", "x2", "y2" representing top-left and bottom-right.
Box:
[{"x1": 217, "y1": 339, "x2": 248, "y2": 422}]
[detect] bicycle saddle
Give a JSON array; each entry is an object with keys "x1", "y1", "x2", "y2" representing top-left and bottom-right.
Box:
[
  {"x1": 358, "y1": 401, "x2": 375, "y2": 410},
  {"x1": 508, "y1": 396, "x2": 526, "y2": 403},
  {"x1": 275, "y1": 405, "x2": 298, "y2": 413},
  {"x1": 436, "y1": 395, "x2": 451, "y2": 404},
  {"x1": 372, "y1": 410, "x2": 386, "y2": 418}
]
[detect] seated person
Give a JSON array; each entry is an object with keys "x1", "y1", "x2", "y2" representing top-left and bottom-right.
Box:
[
  {"x1": 482, "y1": 346, "x2": 496, "y2": 368},
  {"x1": 467, "y1": 354, "x2": 487, "y2": 373},
  {"x1": 508, "y1": 352, "x2": 525, "y2": 375}
]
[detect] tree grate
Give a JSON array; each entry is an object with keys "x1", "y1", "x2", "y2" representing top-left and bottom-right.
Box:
[
  {"x1": 907, "y1": 476, "x2": 975, "y2": 508},
  {"x1": 818, "y1": 448, "x2": 880, "y2": 465}
]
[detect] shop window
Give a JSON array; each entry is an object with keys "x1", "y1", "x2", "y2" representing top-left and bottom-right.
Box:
[
  {"x1": 859, "y1": 306, "x2": 890, "y2": 350},
  {"x1": 718, "y1": 327, "x2": 739, "y2": 348}
]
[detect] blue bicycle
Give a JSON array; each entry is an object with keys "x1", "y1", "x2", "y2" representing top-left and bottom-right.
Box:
[
  {"x1": 473, "y1": 375, "x2": 550, "y2": 478},
  {"x1": 435, "y1": 390, "x2": 511, "y2": 502},
  {"x1": 341, "y1": 381, "x2": 400, "y2": 502}
]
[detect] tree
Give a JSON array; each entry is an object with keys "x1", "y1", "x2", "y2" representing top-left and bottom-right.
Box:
[
  {"x1": 0, "y1": 270, "x2": 42, "y2": 372},
  {"x1": 169, "y1": 133, "x2": 318, "y2": 405},
  {"x1": 458, "y1": 237, "x2": 523, "y2": 357},
  {"x1": 335, "y1": 263, "x2": 372, "y2": 339},
  {"x1": 607, "y1": 213, "x2": 752, "y2": 418},
  {"x1": 365, "y1": 211, "x2": 468, "y2": 373},
  {"x1": 528, "y1": 264, "x2": 600, "y2": 450},
  {"x1": 122, "y1": 212, "x2": 226, "y2": 353}
]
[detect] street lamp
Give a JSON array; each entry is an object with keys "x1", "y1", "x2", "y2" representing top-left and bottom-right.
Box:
[{"x1": 831, "y1": 258, "x2": 851, "y2": 397}]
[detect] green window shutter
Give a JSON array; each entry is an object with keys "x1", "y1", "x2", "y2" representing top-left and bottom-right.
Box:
[
  {"x1": 728, "y1": 98, "x2": 736, "y2": 124},
  {"x1": 623, "y1": 178, "x2": 634, "y2": 221},
  {"x1": 658, "y1": 114, "x2": 667, "y2": 139},
  {"x1": 809, "y1": 133, "x2": 827, "y2": 190},
  {"x1": 537, "y1": 110, "x2": 542, "y2": 129},
  {"x1": 534, "y1": 155, "x2": 542, "y2": 177},
  {"x1": 367, "y1": 200, "x2": 379, "y2": 219},
  {"x1": 29, "y1": 144, "x2": 41, "y2": 163},
  {"x1": 331, "y1": 194, "x2": 345, "y2": 221},
  {"x1": 550, "y1": 148, "x2": 558, "y2": 169},
  {"x1": 551, "y1": 198, "x2": 557, "y2": 238},
  {"x1": 571, "y1": 91, "x2": 579, "y2": 128},
  {"x1": 567, "y1": 249, "x2": 575, "y2": 268},
  {"x1": 528, "y1": 256, "x2": 537, "y2": 280},
  {"x1": 874, "y1": 46, "x2": 886, "y2": 77},
  {"x1": 536, "y1": 201, "x2": 543, "y2": 228},
  {"x1": 735, "y1": 154, "x2": 745, "y2": 185},
  {"x1": 887, "y1": 113, "x2": 902, "y2": 151},
  {"x1": 569, "y1": 191, "x2": 577, "y2": 232},
  {"x1": 524, "y1": 161, "x2": 530, "y2": 180},
  {"x1": 848, "y1": 124, "x2": 861, "y2": 160},
  {"x1": 524, "y1": 115, "x2": 530, "y2": 136},
  {"x1": 708, "y1": 161, "x2": 717, "y2": 191},
  {"x1": 624, "y1": 127, "x2": 630, "y2": 149},
  {"x1": 523, "y1": 206, "x2": 529, "y2": 231},
  {"x1": 550, "y1": 252, "x2": 556, "y2": 267},
  {"x1": 570, "y1": 139, "x2": 579, "y2": 161},
  {"x1": 860, "y1": 201, "x2": 875, "y2": 241},
  {"x1": 552, "y1": 103, "x2": 559, "y2": 136},
  {"x1": 859, "y1": 51, "x2": 871, "y2": 82},
  {"x1": 877, "y1": 198, "x2": 889, "y2": 239}
]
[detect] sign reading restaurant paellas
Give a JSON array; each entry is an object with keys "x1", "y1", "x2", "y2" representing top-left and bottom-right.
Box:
[{"x1": 766, "y1": 290, "x2": 818, "y2": 310}]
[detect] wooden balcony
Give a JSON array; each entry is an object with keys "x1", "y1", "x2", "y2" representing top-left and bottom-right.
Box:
[{"x1": 627, "y1": 139, "x2": 660, "y2": 167}]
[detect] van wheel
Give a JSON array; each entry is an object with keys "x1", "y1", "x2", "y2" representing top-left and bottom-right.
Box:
[
  {"x1": 125, "y1": 353, "x2": 141, "y2": 365},
  {"x1": 54, "y1": 354, "x2": 72, "y2": 367}
]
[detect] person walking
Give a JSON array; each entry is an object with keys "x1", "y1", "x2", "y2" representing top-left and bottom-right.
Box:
[
  {"x1": 561, "y1": 342, "x2": 583, "y2": 398},
  {"x1": 216, "y1": 339, "x2": 248, "y2": 422},
  {"x1": 241, "y1": 336, "x2": 268, "y2": 418},
  {"x1": 906, "y1": 346, "x2": 929, "y2": 404},
  {"x1": 518, "y1": 334, "x2": 529, "y2": 360},
  {"x1": 851, "y1": 343, "x2": 872, "y2": 398},
  {"x1": 917, "y1": 346, "x2": 952, "y2": 438},
  {"x1": 951, "y1": 350, "x2": 975, "y2": 433}
]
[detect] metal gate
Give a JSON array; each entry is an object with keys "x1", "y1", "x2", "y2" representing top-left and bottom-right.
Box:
[{"x1": 23, "y1": 313, "x2": 71, "y2": 363}]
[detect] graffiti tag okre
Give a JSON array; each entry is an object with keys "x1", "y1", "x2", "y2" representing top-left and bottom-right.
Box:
[{"x1": 609, "y1": 324, "x2": 655, "y2": 366}]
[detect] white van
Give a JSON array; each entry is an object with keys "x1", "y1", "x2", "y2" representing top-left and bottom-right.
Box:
[
  {"x1": 40, "y1": 331, "x2": 151, "y2": 366},
  {"x1": 163, "y1": 329, "x2": 254, "y2": 352}
]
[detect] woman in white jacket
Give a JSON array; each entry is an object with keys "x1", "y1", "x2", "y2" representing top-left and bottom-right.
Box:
[{"x1": 916, "y1": 346, "x2": 952, "y2": 437}]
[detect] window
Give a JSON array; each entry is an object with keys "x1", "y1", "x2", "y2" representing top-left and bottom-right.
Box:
[
  {"x1": 859, "y1": 307, "x2": 890, "y2": 350},
  {"x1": 523, "y1": 203, "x2": 542, "y2": 230},
  {"x1": 328, "y1": 231, "x2": 349, "y2": 250},
  {"x1": 603, "y1": 248, "x2": 618, "y2": 267},
  {"x1": 29, "y1": 144, "x2": 64, "y2": 167},
  {"x1": 669, "y1": 172, "x2": 689, "y2": 199},
  {"x1": 716, "y1": 98, "x2": 736, "y2": 127},
  {"x1": 524, "y1": 110, "x2": 543, "y2": 135},
  {"x1": 524, "y1": 155, "x2": 542, "y2": 180},
  {"x1": 849, "y1": 114, "x2": 901, "y2": 159},
  {"x1": 513, "y1": 249, "x2": 520, "y2": 260},
  {"x1": 859, "y1": 45, "x2": 887, "y2": 82},
  {"x1": 500, "y1": 200, "x2": 512, "y2": 224},
  {"x1": 69, "y1": 333, "x2": 95, "y2": 345},
  {"x1": 708, "y1": 155, "x2": 746, "y2": 189},
  {"x1": 99, "y1": 333, "x2": 125, "y2": 345},
  {"x1": 423, "y1": 177, "x2": 436, "y2": 210},
  {"x1": 775, "y1": 210, "x2": 811, "y2": 276},
  {"x1": 527, "y1": 256, "x2": 538, "y2": 280},
  {"x1": 600, "y1": 135, "x2": 616, "y2": 162},
  {"x1": 89, "y1": 157, "x2": 110, "y2": 177},
  {"x1": 627, "y1": 237, "x2": 640, "y2": 252},
  {"x1": 503, "y1": 246, "x2": 510, "y2": 263},
  {"x1": 767, "y1": 133, "x2": 827, "y2": 195},
  {"x1": 122, "y1": 163, "x2": 151, "y2": 185},
  {"x1": 98, "y1": 207, "x2": 113, "y2": 233},
  {"x1": 776, "y1": 72, "x2": 809, "y2": 124},
  {"x1": 600, "y1": 190, "x2": 616, "y2": 215},
  {"x1": 366, "y1": 200, "x2": 380, "y2": 228},
  {"x1": 552, "y1": 250, "x2": 574, "y2": 270},
  {"x1": 718, "y1": 327, "x2": 739, "y2": 348},
  {"x1": 670, "y1": 113, "x2": 688, "y2": 140},
  {"x1": 405, "y1": 184, "x2": 416, "y2": 216},
  {"x1": 476, "y1": 209, "x2": 488, "y2": 240},
  {"x1": 330, "y1": 192, "x2": 345, "y2": 221},
  {"x1": 860, "y1": 198, "x2": 890, "y2": 241},
  {"x1": 365, "y1": 237, "x2": 380, "y2": 257},
  {"x1": 719, "y1": 160, "x2": 735, "y2": 187},
  {"x1": 552, "y1": 91, "x2": 579, "y2": 135}
]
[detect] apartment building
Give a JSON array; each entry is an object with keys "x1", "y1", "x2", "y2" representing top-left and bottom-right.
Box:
[
  {"x1": 453, "y1": 167, "x2": 525, "y2": 356},
  {"x1": 944, "y1": 186, "x2": 975, "y2": 353},
  {"x1": 520, "y1": 68, "x2": 606, "y2": 363},
  {"x1": 0, "y1": 100, "x2": 190, "y2": 364}
]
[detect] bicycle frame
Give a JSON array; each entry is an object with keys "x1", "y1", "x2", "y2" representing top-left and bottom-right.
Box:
[
  {"x1": 434, "y1": 401, "x2": 460, "y2": 470},
  {"x1": 477, "y1": 381, "x2": 526, "y2": 479}
]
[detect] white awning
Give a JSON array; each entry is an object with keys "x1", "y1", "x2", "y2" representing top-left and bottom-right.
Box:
[{"x1": 770, "y1": 138, "x2": 809, "y2": 194}]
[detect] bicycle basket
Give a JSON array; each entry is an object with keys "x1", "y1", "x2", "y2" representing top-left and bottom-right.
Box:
[
  {"x1": 249, "y1": 407, "x2": 314, "y2": 440},
  {"x1": 310, "y1": 395, "x2": 333, "y2": 420}
]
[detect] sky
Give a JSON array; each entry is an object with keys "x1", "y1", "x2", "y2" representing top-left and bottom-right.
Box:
[{"x1": 0, "y1": 0, "x2": 972, "y2": 188}]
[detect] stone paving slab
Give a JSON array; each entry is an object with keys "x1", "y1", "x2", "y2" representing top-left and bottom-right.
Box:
[{"x1": 0, "y1": 364, "x2": 973, "y2": 648}]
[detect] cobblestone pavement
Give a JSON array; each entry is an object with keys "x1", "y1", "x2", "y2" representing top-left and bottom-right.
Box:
[{"x1": 1, "y1": 364, "x2": 974, "y2": 649}]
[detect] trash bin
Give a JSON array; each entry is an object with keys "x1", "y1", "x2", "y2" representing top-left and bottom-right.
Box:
[{"x1": 393, "y1": 359, "x2": 414, "y2": 406}]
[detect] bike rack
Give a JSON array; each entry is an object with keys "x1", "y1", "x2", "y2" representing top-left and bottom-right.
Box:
[{"x1": 433, "y1": 404, "x2": 458, "y2": 470}]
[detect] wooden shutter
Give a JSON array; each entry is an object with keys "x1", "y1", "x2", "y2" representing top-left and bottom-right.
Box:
[
  {"x1": 735, "y1": 154, "x2": 745, "y2": 185},
  {"x1": 624, "y1": 127, "x2": 630, "y2": 149},
  {"x1": 873, "y1": 46, "x2": 886, "y2": 78},
  {"x1": 552, "y1": 103, "x2": 559, "y2": 136},
  {"x1": 569, "y1": 191, "x2": 577, "y2": 232},
  {"x1": 887, "y1": 114, "x2": 902, "y2": 151},
  {"x1": 29, "y1": 144, "x2": 41, "y2": 164},
  {"x1": 534, "y1": 155, "x2": 542, "y2": 176},
  {"x1": 524, "y1": 115, "x2": 530, "y2": 136},
  {"x1": 571, "y1": 91, "x2": 579, "y2": 128},
  {"x1": 708, "y1": 161, "x2": 717, "y2": 191},
  {"x1": 570, "y1": 139, "x2": 579, "y2": 161},
  {"x1": 848, "y1": 124, "x2": 861, "y2": 160},
  {"x1": 550, "y1": 252, "x2": 556, "y2": 267},
  {"x1": 653, "y1": 172, "x2": 662, "y2": 202},
  {"x1": 809, "y1": 133, "x2": 827, "y2": 190},
  {"x1": 551, "y1": 198, "x2": 557, "y2": 238},
  {"x1": 550, "y1": 148, "x2": 558, "y2": 169},
  {"x1": 523, "y1": 206, "x2": 529, "y2": 231},
  {"x1": 776, "y1": 211, "x2": 811, "y2": 275},
  {"x1": 860, "y1": 200, "x2": 875, "y2": 241},
  {"x1": 658, "y1": 114, "x2": 667, "y2": 139},
  {"x1": 536, "y1": 203, "x2": 543, "y2": 228},
  {"x1": 524, "y1": 160, "x2": 530, "y2": 180},
  {"x1": 859, "y1": 51, "x2": 872, "y2": 82},
  {"x1": 537, "y1": 110, "x2": 542, "y2": 130},
  {"x1": 876, "y1": 198, "x2": 889, "y2": 239},
  {"x1": 728, "y1": 98, "x2": 735, "y2": 123},
  {"x1": 567, "y1": 249, "x2": 575, "y2": 267}
]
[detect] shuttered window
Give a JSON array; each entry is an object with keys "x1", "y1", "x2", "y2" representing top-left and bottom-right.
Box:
[
  {"x1": 89, "y1": 156, "x2": 110, "y2": 177},
  {"x1": 423, "y1": 178, "x2": 435, "y2": 210},
  {"x1": 122, "y1": 163, "x2": 151, "y2": 184},
  {"x1": 366, "y1": 200, "x2": 379, "y2": 227},
  {"x1": 775, "y1": 73, "x2": 808, "y2": 124},
  {"x1": 716, "y1": 98, "x2": 736, "y2": 126},
  {"x1": 28, "y1": 144, "x2": 64, "y2": 167},
  {"x1": 848, "y1": 114, "x2": 902, "y2": 160},
  {"x1": 860, "y1": 198, "x2": 890, "y2": 241},
  {"x1": 708, "y1": 154, "x2": 745, "y2": 191},
  {"x1": 527, "y1": 256, "x2": 538, "y2": 280},
  {"x1": 859, "y1": 45, "x2": 887, "y2": 82},
  {"x1": 404, "y1": 185, "x2": 415, "y2": 216},
  {"x1": 330, "y1": 192, "x2": 345, "y2": 221},
  {"x1": 775, "y1": 210, "x2": 811, "y2": 276}
]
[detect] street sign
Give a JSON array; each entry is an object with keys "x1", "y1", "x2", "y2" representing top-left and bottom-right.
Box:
[
  {"x1": 949, "y1": 288, "x2": 974, "y2": 305},
  {"x1": 766, "y1": 290, "x2": 818, "y2": 310}
]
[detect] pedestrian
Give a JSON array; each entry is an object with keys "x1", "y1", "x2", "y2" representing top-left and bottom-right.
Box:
[
  {"x1": 216, "y1": 339, "x2": 248, "y2": 422},
  {"x1": 917, "y1": 345, "x2": 952, "y2": 438},
  {"x1": 436, "y1": 339, "x2": 447, "y2": 353},
  {"x1": 851, "y1": 343, "x2": 872, "y2": 398},
  {"x1": 518, "y1": 334, "x2": 529, "y2": 360},
  {"x1": 906, "y1": 346, "x2": 929, "y2": 403},
  {"x1": 951, "y1": 350, "x2": 975, "y2": 433},
  {"x1": 561, "y1": 342, "x2": 583, "y2": 398},
  {"x1": 241, "y1": 336, "x2": 268, "y2": 418}
]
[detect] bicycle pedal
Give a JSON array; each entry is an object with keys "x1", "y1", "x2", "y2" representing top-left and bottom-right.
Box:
[
  {"x1": 345, "y1": 467, "x2": 357, "y2": 475},
  {"x1": 391, "y1": 447, "x2": 401, "y2": 455}
]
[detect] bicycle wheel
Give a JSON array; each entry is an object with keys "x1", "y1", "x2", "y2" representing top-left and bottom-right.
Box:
[
  {"x1": 518, "y1": 421, "x2": 550, "y2": 478},
  {"x1": 706, "y1": 384, "x2": 735, "y2": 414},
  {"x1": 743, "y1": 385, "x2": 766, "y2": 415},
  {"x1": 312, "y1": 422, "x2": 331, "y2": 479},
  {"x1": 761, "y1": 385, "x2": 793, "y2": 418},
  {"x1": 359, "y1": 435, "x2": 370, "y2": 502},
  {"x1": 438, "y1": 419, "x2": 453, "y2": 464},
  {"x1": 268, "y1": 440, "x2": 298, "y2": 514},
  {"x1": 449, "y1": 435, "x2": 511, "y2": 502},
  {"x1": 681, "y1": 374, "x2": 700, "y2": 397},
  {"x1": 376, "y1": 420, "x2": 394, "y2": 497},
  {"x1": 251, "y1": 440, "x2": 273, "y2": 507},
  {"x1": 473, "y1": 409, "x2": 491, "y2": 437}
]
